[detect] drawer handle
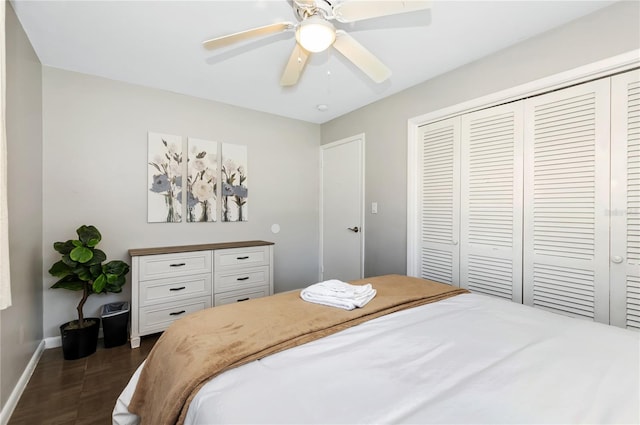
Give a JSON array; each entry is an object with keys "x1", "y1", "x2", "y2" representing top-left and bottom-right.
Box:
[
  {"x1": 169, "y1": 286, "x2": 186, "y2": 291},
  {"x1": 237, "y1": 277, "x2": 250, "y2": 281},
  {"x1": 236, "y1": 256, "x2": 250, "y2": 260},
  {"x1": 237, "y1": 298, "x2": 250, "y2": 302},
  {"x1": 170, "y1": 263, "x2": 186, "y2": 267},
  {"x1": 169, "y1": 310, "x2": 186, "y2": 316}
]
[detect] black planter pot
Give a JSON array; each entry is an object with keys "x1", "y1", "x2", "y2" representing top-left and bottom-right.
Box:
[{"x1": 60, "y1": 318, "x2": 100, "y2": 360}]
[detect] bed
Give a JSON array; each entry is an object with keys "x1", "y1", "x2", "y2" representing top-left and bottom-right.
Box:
[{"x1": 113, "y1": 275, "x2": 639, "y2": 425}]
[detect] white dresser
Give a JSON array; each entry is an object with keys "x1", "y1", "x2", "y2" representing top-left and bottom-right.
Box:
[{"x1": 129, "y1": 241, "x2": 274, "y2": 348}]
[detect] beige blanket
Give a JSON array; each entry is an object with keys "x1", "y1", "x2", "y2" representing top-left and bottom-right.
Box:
[{"x1": 128, "y1": 274, "x2": 468, "y2": 424}]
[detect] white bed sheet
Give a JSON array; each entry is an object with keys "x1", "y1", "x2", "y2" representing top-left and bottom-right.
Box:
[{"x1": 114, "y1": 293, "x2": 639, "y2": 424}]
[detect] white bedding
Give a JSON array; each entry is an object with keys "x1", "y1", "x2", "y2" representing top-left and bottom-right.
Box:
[{"x1": 114, "y1": 293, "x2": 639, "y2": 424}]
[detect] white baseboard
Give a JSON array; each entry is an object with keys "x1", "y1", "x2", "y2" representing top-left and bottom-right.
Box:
[
  {"x1": 0, "y1": 340, "x2": 45, "y2": 425},
  {"x1": 44, "y1": 336, "x2": 61, "y2": 348}
]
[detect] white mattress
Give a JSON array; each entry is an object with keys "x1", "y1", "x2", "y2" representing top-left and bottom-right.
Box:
[{"x1": 114, "y1": 293, "x2": 640, "y2": 424}]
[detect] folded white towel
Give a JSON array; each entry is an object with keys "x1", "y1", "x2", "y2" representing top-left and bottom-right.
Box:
[
  {"x1": 300, "y1": 280, "x2": 376, "y2": 310},
  {"x1": 304, "y1": 279, "x2": 373, "y2": 297}
]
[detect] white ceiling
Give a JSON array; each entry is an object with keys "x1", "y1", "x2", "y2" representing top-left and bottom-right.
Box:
[{"x1": 11, "y1": 0, "x2": 616, "y2": 124}]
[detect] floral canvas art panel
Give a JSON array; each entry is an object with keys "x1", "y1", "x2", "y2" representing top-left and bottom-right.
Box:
[
  {"x1": 148, "y1": 132, "x2": 183, "y2": 223},
  {"x1": 221, "y1": 143, "x2": 248, "y2": 222},
  {"x1": 187, "y1": 138, "x2": 218, "y2": 222}
]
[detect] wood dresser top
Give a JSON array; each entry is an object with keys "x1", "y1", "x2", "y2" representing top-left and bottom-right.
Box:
[{"x1": 128, "y1": 240, "x2": 274, "y2": 257}]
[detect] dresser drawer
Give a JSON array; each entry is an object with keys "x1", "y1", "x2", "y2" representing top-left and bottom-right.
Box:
[
  {"x1": 214, "y1": 266, "x2": 269, "y2": 294},
  {"x1": 214, "y1": 286, "x2": 270, "y2": 306},
  {"x1": 138, "y1": 296, "x2": 211, "y2": 335},
  {"x1": 139, "y1": 273, "x2": 212, "y2": 307},
  {"x1": 215, "y1": 246, "x2": 269, "y2": 270},
  {"x1": 139, "y1": 251, "x2": 212, "y2": 280}
]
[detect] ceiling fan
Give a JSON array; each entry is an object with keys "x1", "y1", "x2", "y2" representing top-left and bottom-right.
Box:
[{"x1": 202, "y1": 0, "x2": 431, "y2": 87}]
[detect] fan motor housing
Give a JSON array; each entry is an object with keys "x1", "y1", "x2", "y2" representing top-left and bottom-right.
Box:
[{"x1": 293, "y1": 0, "x2": 334, "y2": 21}]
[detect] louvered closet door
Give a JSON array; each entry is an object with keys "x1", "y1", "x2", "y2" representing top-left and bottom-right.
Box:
[
  {"x1": 523, "y1": 79, "x2": 611, "y2": 323},
  {"x1": 418, "y1": 117, "x2": 460, "y2": 286},
  {"x1": 611, "y1": 69, "x2": 640, "y2": 331},
  {"x1": 461, "y1": 102, "x2": 523, "y2": 301}
]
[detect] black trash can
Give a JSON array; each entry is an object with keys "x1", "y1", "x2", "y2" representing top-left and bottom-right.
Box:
[{"x1": 101, "y1": 302, "x2": 129, "y2": 348}]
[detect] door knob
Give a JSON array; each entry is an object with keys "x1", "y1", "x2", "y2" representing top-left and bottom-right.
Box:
[
  {"x1": 348, "y1": 226, "x2": 360, "y2": 233},
  {"x1": 611, "y1": 256, "x2": 624, "y2": 264}
]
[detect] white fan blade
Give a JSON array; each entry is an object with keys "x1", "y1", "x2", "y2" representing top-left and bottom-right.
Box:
[
  {"x1": 203, "y1": 22, "x2": 293, "y2": 50},
  {"x1": 281, "y1": 43, "x2": 310, "y2": 86},
  {"x1": 333, "y1": 0, "x2": 431, "y2": 23},
  {"x1": 332, "y1": 30, "x2": 391, "y2": 83}
]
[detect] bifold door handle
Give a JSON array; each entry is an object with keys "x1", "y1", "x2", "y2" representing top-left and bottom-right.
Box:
[
  {"x1": 611, "y1": 256, "x2": 624, "y2": 264},
  {"x1": 348, "y1": 226, "x2": 359, "y2": 233}
]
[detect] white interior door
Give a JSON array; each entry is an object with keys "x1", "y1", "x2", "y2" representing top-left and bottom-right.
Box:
[
  {"x1": 610, "y1": 69, "x2": 640, "y2": 330},
  {"x1": 460, "y1": 101, "x2": 523, "y2": 301},
  {"x1": 418, "y1": 117, "x2": 460, "y2": 286},
  {"x1": 321, "y1": 135, "x2": 364, "y2": 282},
  {"x1": 523, "y1": 78, "x2": 611, "y2": 323}
]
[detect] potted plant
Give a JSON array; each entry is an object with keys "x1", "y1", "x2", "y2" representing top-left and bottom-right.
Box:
[{"x1": 48, "y1": 225, "x2": 130, "y2": 360}]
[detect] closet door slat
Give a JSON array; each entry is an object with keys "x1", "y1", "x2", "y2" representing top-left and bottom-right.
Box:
[{"x1": 524, "y1": 79, "x2": 611, "y2": 323}]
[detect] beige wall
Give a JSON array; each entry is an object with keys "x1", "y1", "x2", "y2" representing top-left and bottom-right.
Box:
[
  {"x1": 320, "y1": 1, "x2": 640, "y2": 277},
  {"x1": 41, "y1": 68, "x2": 321, "y2": 339},
  {"x1": 1, "y1": 1, "x2": 43, "y2": 409}
]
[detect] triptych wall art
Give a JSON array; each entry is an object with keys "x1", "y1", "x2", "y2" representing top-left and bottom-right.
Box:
[{"x1": 147, "y1": 132, "x2": 248, "y2": 223}]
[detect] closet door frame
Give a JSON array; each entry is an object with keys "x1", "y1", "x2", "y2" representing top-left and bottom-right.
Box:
[{"x1": 407, "y1": 50, "x2": 639, "y2": 276}]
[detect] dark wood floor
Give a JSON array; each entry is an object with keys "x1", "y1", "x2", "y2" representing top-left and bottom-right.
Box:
[{"x1": 9, "y1": 334, "x2": 160, "y2": 425}]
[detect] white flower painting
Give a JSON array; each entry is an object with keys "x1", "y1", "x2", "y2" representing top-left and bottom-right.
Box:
[
  {"x1": 187, "y1": 138, "x2": 218, "y2": 222},
  {"x1": 221, "y1": 143, "x2": 248, "y2": 222},
  {"x1": 148, "y1": 132, "x2": 182, "y2": 223}
]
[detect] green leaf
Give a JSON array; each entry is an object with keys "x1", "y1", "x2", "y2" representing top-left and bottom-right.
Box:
[
  {"x1": 73, "y1": 264, "x2": 93, "y2": 281},
  {"x1": 105, "y1": 285, "x2": 123, "y2": 293},
  {"x1": 105, "y1": 275, "x2": 126, "y2": 292},
  {"x1": 48, "y1": 260, "x2": 72, "y2": 278},
  {"x1": 77, "y1": 225, "x2": 101, "y2": 247},
  {"x1": 92, "y1": 274, "x2": 107, "y2": 293},
  {"x1": 61, "y1": 254, "x2": 77, "y2": 268},
  {"x1": 87, "y1": 249, "x2": 106, "y2": 266},
  {"x1": 89, "y1": 264, "x2": 103, "y2": 278},
  {"x1": 51, "y1": 276, "x2": 85, "y2": 291},
  {"x1": 72, "y1": 240, "x2": 82, "y2": 247},
  {"x1": 53, "y1": 241, "x2": 75, "y2": 255},
  {"x1": 70, "y1": 246, "x2": 93, "y2": 263},
  {"x1": 103, "y1": 260, "x2": 130, "y2": 276}
]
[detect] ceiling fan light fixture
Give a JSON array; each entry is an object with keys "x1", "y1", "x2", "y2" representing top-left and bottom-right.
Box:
[{"x1": 296, "y1": 15, "x2": 336, "y2": 53}]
